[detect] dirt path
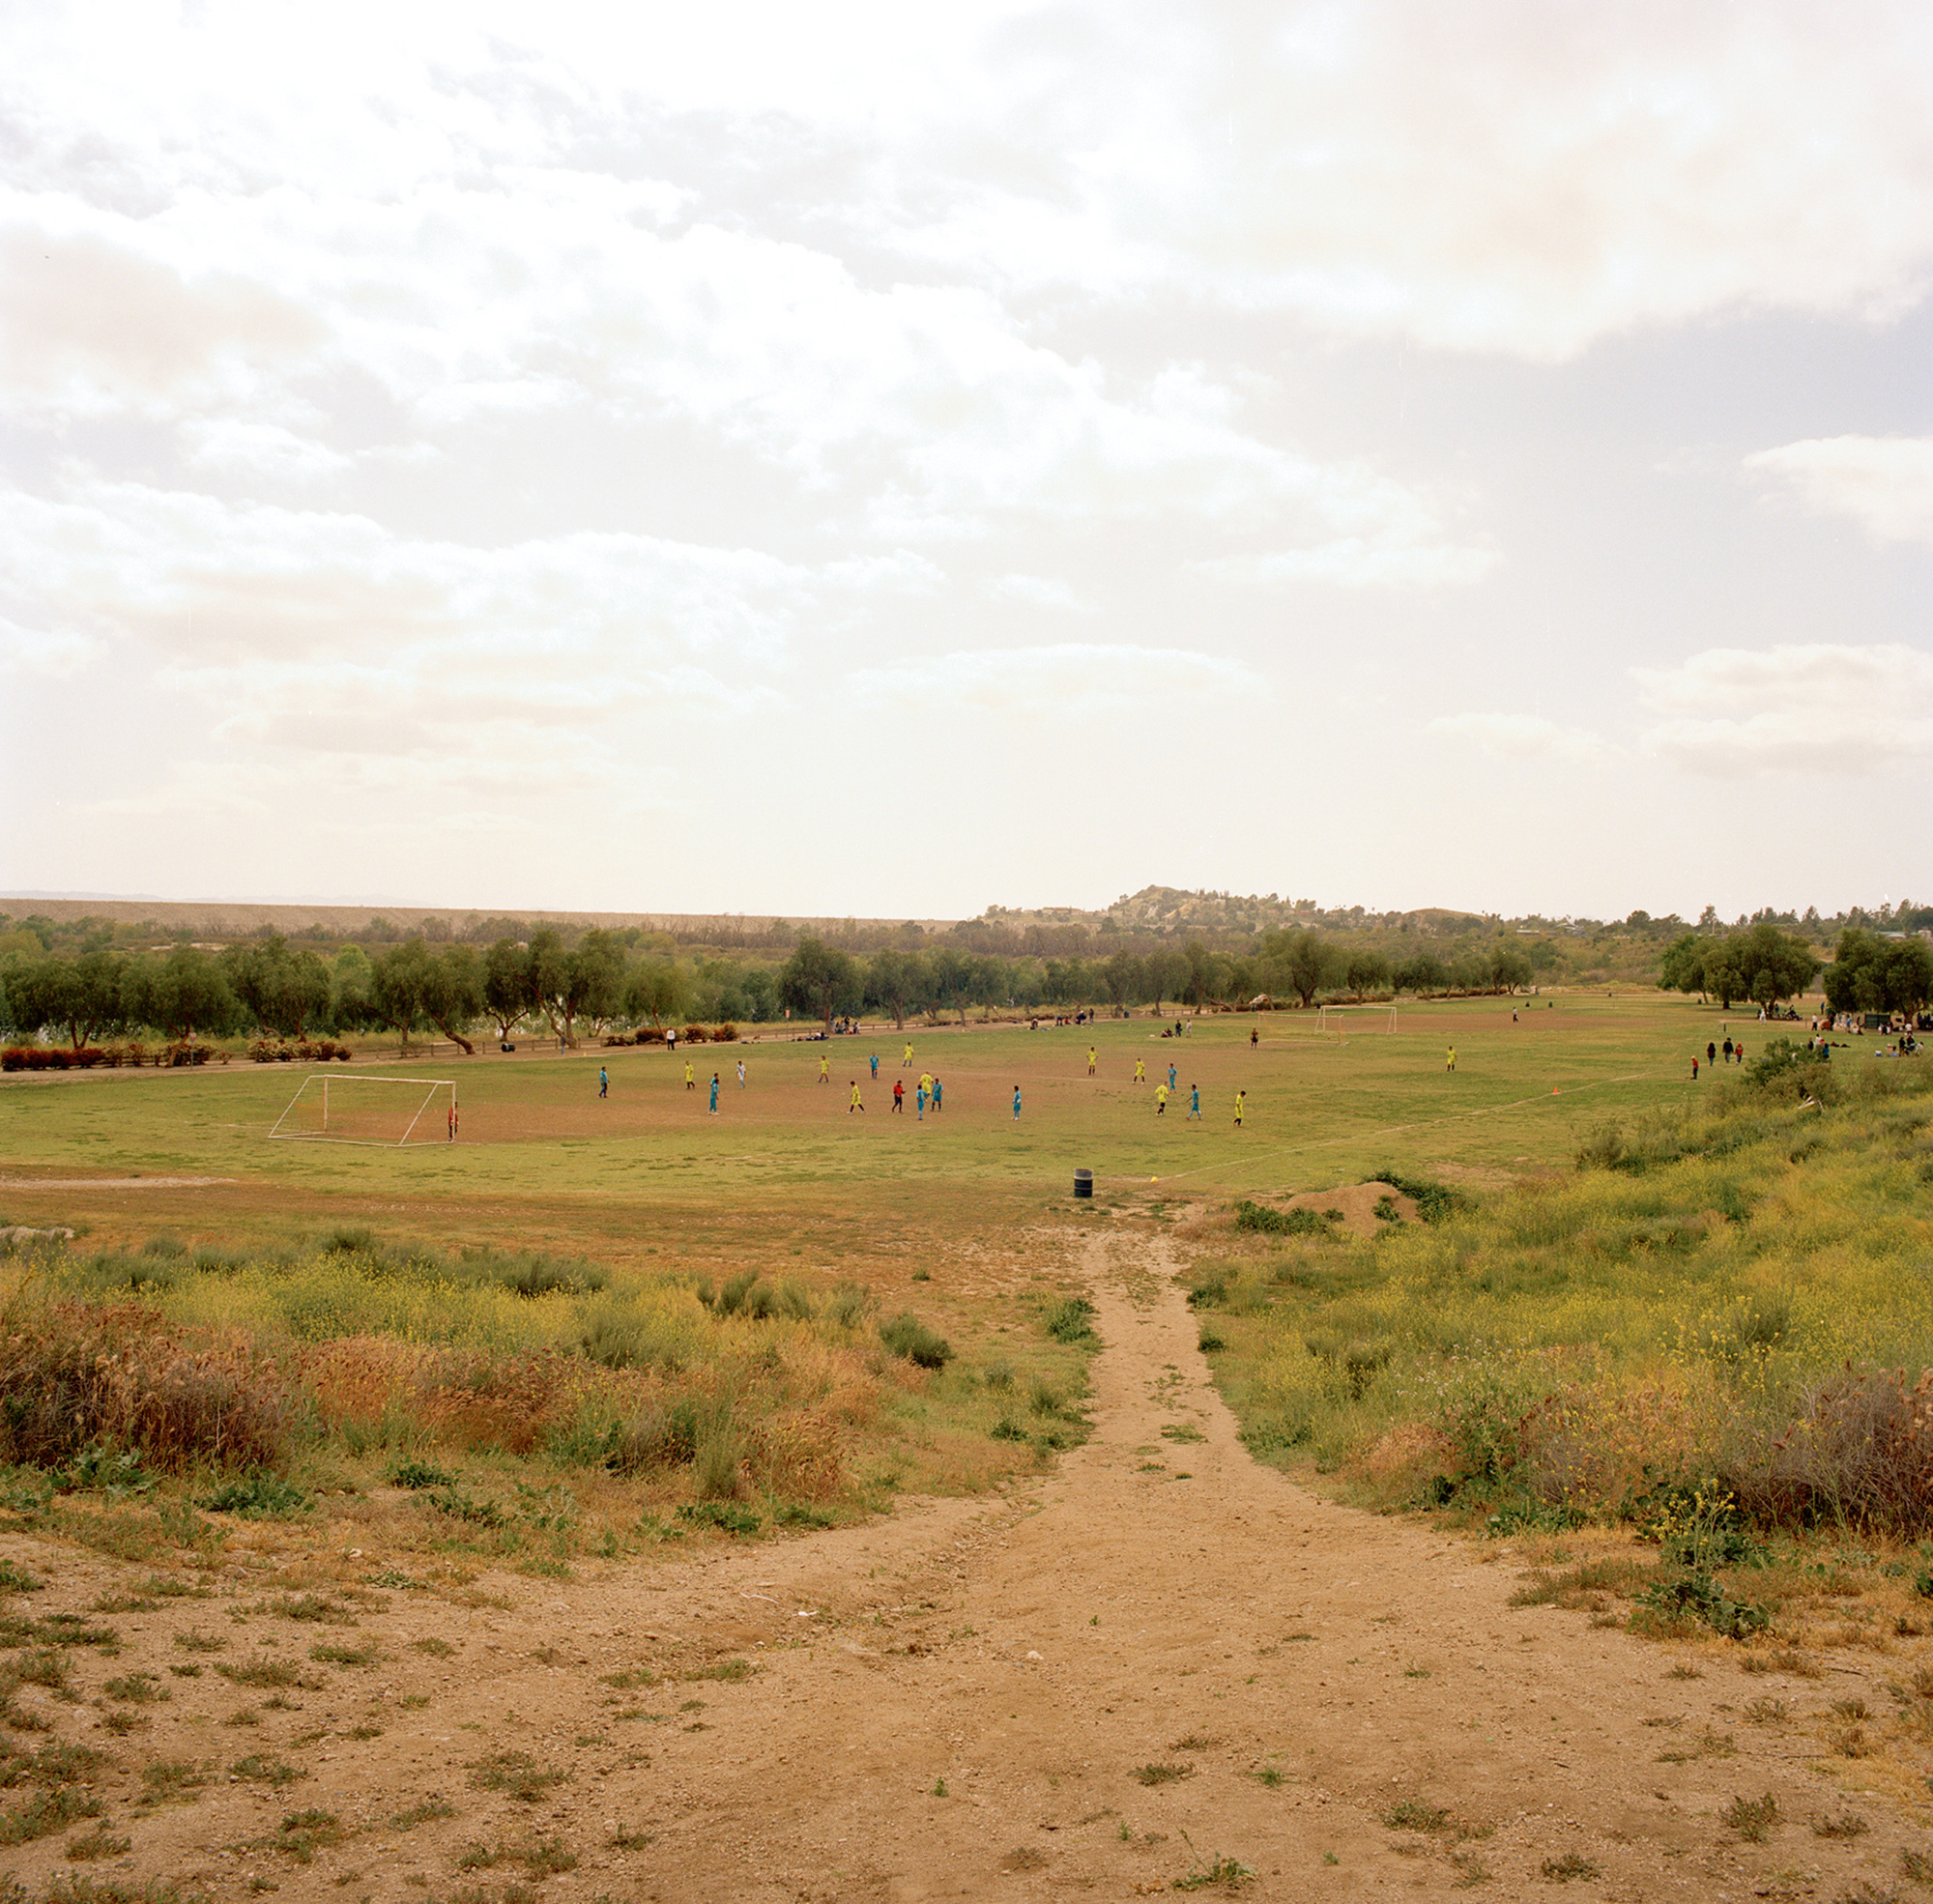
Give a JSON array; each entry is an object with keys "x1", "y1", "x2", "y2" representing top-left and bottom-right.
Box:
[{"x1": 7, "y1": 1226, "x2": 1926, "y2": 1900}]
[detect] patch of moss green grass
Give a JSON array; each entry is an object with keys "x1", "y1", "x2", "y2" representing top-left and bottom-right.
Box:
[{"x1": 1191, "y1": 1050, "x2": 1933, "y2": 1575}]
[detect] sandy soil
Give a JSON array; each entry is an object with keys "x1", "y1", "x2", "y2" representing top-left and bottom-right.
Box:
[{"x1": 5, "y1": 1226, "x2": 1929, "y2": 1902}]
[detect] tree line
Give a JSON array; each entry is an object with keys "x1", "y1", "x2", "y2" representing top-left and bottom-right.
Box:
[
  {"x1": 0, "y1": 930, "x2": 775, "y2": 1053},
  {"x1": 773, "y1": 930, "x2": 1539, "y2": 1031},
  {"x1": 1, "y1": 923, "x2": 1552, "y2": 1051},
  {"x1": 1658, "y1": 921, "x2": 1933, "y2": 1016}
]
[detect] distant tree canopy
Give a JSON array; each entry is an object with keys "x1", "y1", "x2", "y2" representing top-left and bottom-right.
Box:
[
  {"x1": 370, "y1": 939, "x2": 484, "y2": 1053},
  {"x1": 4, "y1": 952, "x2": 130, "y2": 1050},
  {"x1": 779, "y1": 938, "x2": 861, "y2": 1029},
  {"x1": 1659, "y1": 923, "x2": 1820, "y2": 1009},
  {"x1": 1823, "y1": 928, "x2": 1933, "y2": 1017},
  {"x1": 1, "y1": 899, "x2": 1728, "y2": 1053},
  {"x1": 227, "y1": 935, "x2": 332, "y2": 1040}
]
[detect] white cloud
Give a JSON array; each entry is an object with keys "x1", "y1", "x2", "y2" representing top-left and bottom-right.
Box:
[
  {"x1": 1194, "y1": 534, "x2": 1496, "y2": 591},
  {"x1": 850, "y1": 643, "x2": 1260, "y2": 715},
  {"x1": 1744, "y1": 436, "x2": 1933, "y2": 546},
  {"x1": 1634, "y1": 643, "x2": 1933, "y2": 775},
  {"x1": 183, "y1": 419, "x2": 354, "y2": 485},
  {"x1": 1427, "y1": 712, "x2": 1606, "y2": 762},
  {"x1": 0, "y1": 614, "x2": 99, "y2": 678},
  {"x1": 989, "y1": 574, "x2": 1096, "y2": 615},
  {"x1": 0, "y1": 225, "x2": 323, "y2": 417}
]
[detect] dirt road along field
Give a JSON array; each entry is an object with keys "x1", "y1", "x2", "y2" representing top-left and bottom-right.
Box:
[{"x1": 7, "y1": 1222, "x2": 1923, "y2": 1901}]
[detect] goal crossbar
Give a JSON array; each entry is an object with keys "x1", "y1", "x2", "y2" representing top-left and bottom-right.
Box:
[
  {"x1": 1315, "y1": 1005, "x2": 1398, "y2": 1033},
  {"x1": 268, "y1": 1074, "x2": 456, "y2": 1147}
]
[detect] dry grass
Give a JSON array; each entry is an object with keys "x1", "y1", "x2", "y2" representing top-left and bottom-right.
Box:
[{"x1": 0, "y1": 1293, "x2": 292, "y2": 1471}]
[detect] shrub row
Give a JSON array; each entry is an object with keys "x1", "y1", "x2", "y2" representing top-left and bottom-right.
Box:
[
  {"x1": 1, "y1": 1046, "x2": 110, "y2": 1071},
  {"x1": 1, "y1": 1042, "x2": 226, "y2": 1070},
  {"x1": 604, "y1": 1024, "x2": 739, "y2": 1047},
  {"x1": 248, "y1": 1038, "x2": 353, "y2": 1063}
]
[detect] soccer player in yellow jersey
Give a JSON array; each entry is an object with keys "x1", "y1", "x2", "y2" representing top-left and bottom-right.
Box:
[
  {"x1": 819, "y1": 1054, "x2": 829, "y2": 1082},
  {"x1": 903, "y1": 1043, "x2": 913, "y2": 1067},
  {"x1": 919, "y1": 1072, "x2": 932, "y2": 1102},
  {"x1": 1234, "y1": 1088, "x2": 1246, "y2": 1127},
  {"x1": 1155, "y1": 1082, "x2": 1168, "y2": 1115},
  {"x1": 1134, "y1": 1058, "x2": 1145, "y2": 1083},
  {"x1": 849, "y1": 1082, "x2": 863, "y2": 1113},
  {"x1": 1087, "y1": 1047, "x2": 1096, "y2": 1074},
  {"x1": 684, "y1": 1060, "x2": 695, "y2": 1090}
]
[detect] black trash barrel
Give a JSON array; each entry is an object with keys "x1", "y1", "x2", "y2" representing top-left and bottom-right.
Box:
[{"x1": 1073, "y1": 1168, "x2": 1093, "y2": 1199}]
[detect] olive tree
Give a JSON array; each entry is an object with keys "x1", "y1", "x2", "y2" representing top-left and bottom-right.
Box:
[{"x1": 779, "y1": 937, "x2": 861, "y2": 1030}]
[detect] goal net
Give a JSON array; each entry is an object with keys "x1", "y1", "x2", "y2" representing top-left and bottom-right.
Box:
[
  {"x1": 268, "y1": 1075, "x2": 455, "y2": 1146},
  {"x1": 1317, "y1": 1005, "x2": 1398, "y2": 1033}
]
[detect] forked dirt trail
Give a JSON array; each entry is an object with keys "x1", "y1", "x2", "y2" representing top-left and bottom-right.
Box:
[
  {"x1": 567, "y1": 1226, "x2": 1907, "y2": 1902},
  {"x1": 8, "y1": 1225, "x2": 1921, "y2": 1901}
]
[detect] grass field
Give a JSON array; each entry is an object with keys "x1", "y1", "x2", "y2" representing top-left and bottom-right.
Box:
[
  {"x1": 2, "y1": 992, "x2": 1713, "y2": 1212},
  {"x1": 2, "y1": 990, "x2": 1924, "y2": 1580}
]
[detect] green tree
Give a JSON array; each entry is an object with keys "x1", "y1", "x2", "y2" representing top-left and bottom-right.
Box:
[
  {"x1": 1825, "y1": 928, "x2": 1933, "y2": 1016},
  {"x1": 1732, "y1": 922, "x2": 1819, "y2": 1006},
  {"x1": 567, "y1": 930, "x2": 627, "y2": 1038},
  {"x1": 123, "y1": 947, "x2": 239, "y2": 1043},
  {"x1": 1101, "y1": 949, "x2": 1143, "y2": 1010},
  {"x1": 484, "y1": 938, "x2": 534, "y2": 1041},
  {"x1": 863, "y1": 948, "x2": 921, "y2": 1028},
  {"x1": 1395, "y1": 950, "x2": 1445, "y2": 995},
  {"x1": 6, "y1": 953, "x2": 129, "y2": 1049},
  {"x1": 227, "y1": 935, "x2": 332, "y2": 1040},
  {"x1": 1043, "y1": 957, "x2": 1091, "y2": 1009},
  {"x1": 624, "y1": 957, "x2": 689, "y2": 1029},
  {"x1": 1658, "y1": 932, "x2": 1706, "y2": 996},
  {"x1": 331, "y1": 946, "x2": 377, "y2": 1031},
  {"x1": 369, "y1": 941, "x2": 429, "y2": 1048},
  {"x1": 1262, "y1": 930, "x2": 1336, "y2": 1009},
  {"x1": 779, "y1": 938, "x2": 860, "y2": 1030},
  {"x1": 526, "y1": 927, "x2": 572, "y2": 1042},
  {"x1": 928, "y1": 947, "x2": 975, "y2": 1024},
  {"x1": 417, "y1": 942, "x2": 484, "y2": 1053},
  {"x1": 739, "y1": 966, "x2": 780, "y2": 1023},
  {"x1": 1488, "y1": 946, "x2": 1533, "y2": 994},
  {"x1": 1345, "y1": 948, "x2": 1393, "y2": 999},
  {"x1": 370, "y1": 939, "x2": 483, "y2": 1053}
]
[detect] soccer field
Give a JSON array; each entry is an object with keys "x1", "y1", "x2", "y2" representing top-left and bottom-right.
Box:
[{"x1": 0, "y1": 993, "x2": 1721, "y2": 1252}]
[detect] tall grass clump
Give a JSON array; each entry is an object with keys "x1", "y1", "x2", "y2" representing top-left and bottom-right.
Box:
[{"x1": 0, "y1": 1291, "x2": 293, "y2": 1472}]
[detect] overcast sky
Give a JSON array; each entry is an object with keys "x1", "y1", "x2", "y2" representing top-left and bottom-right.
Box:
[{"x1": 2, "y1": 2, "x2": 1929, "y2": 924}]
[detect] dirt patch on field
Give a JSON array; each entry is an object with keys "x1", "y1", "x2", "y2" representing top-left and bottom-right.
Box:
[
  {"x1": 1, "y1": 1224, "x2": 1928, "y2": 1902},
  {"x1": 0, "y1": 1175, "x2": 239, "y2": 1190}
]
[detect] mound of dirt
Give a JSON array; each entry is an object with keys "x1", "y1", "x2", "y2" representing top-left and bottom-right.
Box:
[{"x1": 1277, "y1": 1180, "x2": 1418, "y2": 1237}]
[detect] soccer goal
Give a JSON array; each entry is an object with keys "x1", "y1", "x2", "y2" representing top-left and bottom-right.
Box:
[
  {"x1": 1317, "y1": 1005, "x2": 1398, "y2": 1033},
  {"x1": 268, "y1": 1074, "x2": 456, "y2": 1146}
]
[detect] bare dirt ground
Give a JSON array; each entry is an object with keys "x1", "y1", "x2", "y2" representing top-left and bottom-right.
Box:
[{"x1": 6, "y1": 1225, "x2": 1929, "y2": 1902}]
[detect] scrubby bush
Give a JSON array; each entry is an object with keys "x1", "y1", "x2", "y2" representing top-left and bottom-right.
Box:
[
  {"x1": 610, "y1": 1400, "x2": 700, "y2": 1474},
  {"x1": 1367, "y1": 1168, "x2": 1464, "y2": 1221},
  {"x1": 878, "y1": 1312, "x2": 952, "y2": 1369},
  {"x1": 1044, "y1": 1296, "x2": 1096, "y2": 1343},
  {"x1": 1233, "y1": 1200, "x2": 1335, "y2": 1237},
  {"x1": 1728, "y1": 1366, "x2": 1933, "y2": 1536}
]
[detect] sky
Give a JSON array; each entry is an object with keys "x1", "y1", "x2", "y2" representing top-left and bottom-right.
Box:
[{"x1": 1, "y1": 1, "x2": 1929, "y2": 925}]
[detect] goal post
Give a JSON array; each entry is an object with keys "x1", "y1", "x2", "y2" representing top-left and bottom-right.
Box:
[
  {"x1": 268, "y1": 1074, "x2": 456, "y2": 1146},
  {"x1": 1316, "y1": 1005, "x2": 1399, "y2": 1034}
]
